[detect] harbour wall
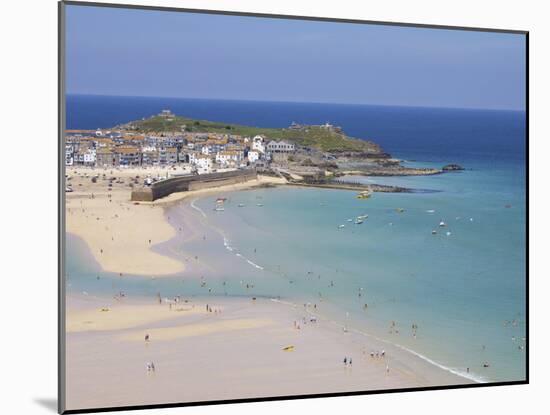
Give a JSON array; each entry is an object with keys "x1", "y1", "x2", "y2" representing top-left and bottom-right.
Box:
[{"x1": 131, "y1": 169, "x2": 257, "y2": 202}]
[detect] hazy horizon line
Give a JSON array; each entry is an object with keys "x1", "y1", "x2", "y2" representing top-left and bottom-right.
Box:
[{"x1": 66, "y1": 92, "x2": 525, "y2": 113}]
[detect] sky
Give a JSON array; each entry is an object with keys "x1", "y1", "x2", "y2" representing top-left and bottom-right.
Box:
[{"x1": 65, "y1": 4, "x2": 526, "y2": 110}]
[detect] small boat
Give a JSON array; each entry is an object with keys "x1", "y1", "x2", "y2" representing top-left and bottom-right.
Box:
[
  {"x1": 355, "y1": 219, "x2": 364, "y2": 225},
  {"x1": 65, "y1": 186, "x2": 73, "y2": 193},
  {"x1": 431, "y1": 230, "x2": 437, "y2": 235},
  {"x1": 356, "y1": 190, "x2": 372, "y2": 199},
  {"x1": 237, "y1": 203, "x2": 245, "y2": 207},
  {"x1": 216, "y1": 197, "x2": 227, "y2": 202},
  {"x1": 214, "y1": 207, "x2": 225, "y2": 212},
  {"x1": 396, "y1": 208, "x2": 405, "y2": 213},
  {"x1": 282, "y1": 345, "x2": 295, "y2": 352},
  {"x1": 338, "y1": 225, "x2": 345, "y2": 229},
  {"x1": 439, "y1": 221, "x2": 447, "y2": 227},
  {"x1": 347, "y1": 218, "x2": 353, "y2": 222},
  {"x1": 357, "y1": 214, "x2": 368, "y2": 220},
  {"x1": 257, "y1": 203, "x2": 264, "y2": 207}
]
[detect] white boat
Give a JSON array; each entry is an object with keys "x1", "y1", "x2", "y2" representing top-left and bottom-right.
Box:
[
  {"x1": 355, "y1": 219, "x2": 364, "y2": 225},
  {"x1": 347, "y1": 218, "x2": 353, "y2": 222},
  {"x1": 338, "y1": 225, "x2": 345, "y2": 229},
  {"x1": 238, "y1": 203, "x2": 245, "y2": 207},
  {"x1": 257, "y1": 203, "x2": 264, "y2": 207},
  {"x1": 214, "y1": 207, "x2": 225, "y2": 212},
  {"x1": 65, "y1": 186, "x2": 73, "y2": 193},
  {"x1": 439, "y1": 221, "x2": 447, "y2": 227}
]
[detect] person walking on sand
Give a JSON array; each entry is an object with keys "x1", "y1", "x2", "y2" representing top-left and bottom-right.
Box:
[
  {"x1": 145, "y1": 334, "x2": 149, "y2": 342},
  {"x1": 343, "y1": 357, "x2": 347, "y2": 365},
  {"x1": 349, "y1": 358, "x2": 353, "y2": 366}
]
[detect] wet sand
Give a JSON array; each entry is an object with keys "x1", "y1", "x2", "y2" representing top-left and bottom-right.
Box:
[{"x1": 65, "y1": 294, "x2": 470, "y2": 410}]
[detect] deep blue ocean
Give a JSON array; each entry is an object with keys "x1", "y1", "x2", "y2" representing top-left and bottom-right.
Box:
[{"x1": 66, "y1": 94, "x2": 526, "y2": 384}]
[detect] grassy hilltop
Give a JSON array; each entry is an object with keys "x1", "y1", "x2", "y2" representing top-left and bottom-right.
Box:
[{"x1": 122, "y1": 115, "x2": 383, "y2": 154}]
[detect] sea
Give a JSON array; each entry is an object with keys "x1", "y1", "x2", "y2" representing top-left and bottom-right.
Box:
[{"x1": 66, "y1": 94, "x2": 527, "y2": 384}]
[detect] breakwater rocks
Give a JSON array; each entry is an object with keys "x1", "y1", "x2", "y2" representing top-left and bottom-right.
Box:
[
  {"x1": 287, "y1": 179, "x2": 416, "y2": 193},
  {"x1": 339, "y1": 167, "x2": 443, "y2": 177},
  {"x1": 442, "y1": 164, "x2": 465, "y2": 171}
]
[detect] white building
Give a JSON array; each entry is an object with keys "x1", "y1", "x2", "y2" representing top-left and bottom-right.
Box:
[
  {"x1": 191, "y1": 154, "x2": 213, "y2": 174},
  {"x1": 216, "y1": 150, "x2": 243, "y2": 166},
  {"x1": 266, "y1": 140, "x2": 295, "y2": 153},
  {"x1": 252, "y1": 135, "x2": 265, "y2": 153},
  {"x1": 83, "y1": 149, "x2": 96, "y2": 165},
  {"x1": 65, "y1": 145, "x2": 74, "y2": 166},
  {"x1": 247, "y1": 150, "x2": 260, "y2": 163}
]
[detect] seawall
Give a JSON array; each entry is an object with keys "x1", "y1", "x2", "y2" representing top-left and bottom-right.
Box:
[{"x1": 131, "y1": 169, "x2": 257, "y2": 202}]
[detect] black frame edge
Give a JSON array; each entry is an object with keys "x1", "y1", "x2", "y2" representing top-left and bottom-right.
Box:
[
  {"x1": 59, "y1": 1, "x2": 67, "y2": 414},
  {"x1": 61, "y1": 0, "x2": 528, "y2": 35}
]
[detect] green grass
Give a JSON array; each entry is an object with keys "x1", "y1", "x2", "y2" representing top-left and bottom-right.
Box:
[{"x1": 126, "y1": 116, "x2": 381, "y2": 153}]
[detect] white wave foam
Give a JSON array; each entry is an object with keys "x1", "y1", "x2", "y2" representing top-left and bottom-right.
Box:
[
  {"x1": 190, "y1": 199, "x2": 207, "y2": 218},
  {"x1": 269, "y1": 298, "x2": 485, "y2": 384},
  {"x1": 223, "y1": 237, "x2": 234, "y2": 251},
  {"x1": 246, "y1": 259, "x2": 264, "y2": 270},
  {"x1": 223, "y1": 237, "x2": 264, "y2": 270}
]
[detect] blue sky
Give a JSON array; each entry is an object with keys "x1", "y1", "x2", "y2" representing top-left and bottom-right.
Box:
[{"x1": 65, "y1": 4, "x2": 526, "y2": 110}]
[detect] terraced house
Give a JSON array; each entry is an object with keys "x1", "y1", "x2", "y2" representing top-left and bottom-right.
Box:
[{"x1": 117, "y1": 146, "x2": 142, "y2": 166}]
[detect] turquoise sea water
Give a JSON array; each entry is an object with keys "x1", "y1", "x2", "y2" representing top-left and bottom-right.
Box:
[
  {"x1": 66, "y1": 97, "x2": 526, "y2": 385},
  {"x1": 187, "y1": 159, "x2": 525, "y2": 383}
]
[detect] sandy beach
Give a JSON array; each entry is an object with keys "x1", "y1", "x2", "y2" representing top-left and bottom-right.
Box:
[
  {"x1": 65, "y1": 166, "x2": 476, "y2": 411},
  {"x1": 65, "y1": 166, "x2": 285, "y2": 276},
  {"x1": 65, "y1": 293, "x2": 470, "y2": 410}
]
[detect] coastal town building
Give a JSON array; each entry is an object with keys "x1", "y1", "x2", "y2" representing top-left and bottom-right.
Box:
[
  {"x1": 65, "y1": 145, "x2": 74, "y2": 166},
  {"x1": 247, "y1": 150, "x2": 260, "y2": 163},
  {"x1": 82, "y1": 149, "x2": 96, "y2": 165},
  {"x1": 192, "y1": 154, "x2": 214, "y2": 174},
  {"x1": 252, "y1": 135, "x2": 266, "y2": 153},
  {"x1": 266, "y1": 140, "x2": 295, "y2": 153},
  {"x1": 65, "y1": 119, "x2": 301, "y2": 171},
  {"x1": 96, "y1": 148, "x2": 119, "y2": 167},
  {"x1": 117, "y1": 146, "x2": 141, "y2": 166},
  {"x1": 165, "y1": 147, "x2": 179, "y2": 164},
  {"x1": 216, "y1": 150, "x2": 243, "y2": 167},
  {"x1": 159, "y1": 109, "x2": 175, "y2": 120}
]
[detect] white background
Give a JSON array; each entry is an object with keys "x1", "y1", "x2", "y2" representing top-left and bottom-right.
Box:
[{"x1": 0, "y1": 0, "x2": 544, "y2": 413}]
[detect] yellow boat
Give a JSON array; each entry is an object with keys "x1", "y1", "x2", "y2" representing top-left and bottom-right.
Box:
[
  {"x1": 282, "y1": 345, "x2": 295, "y2": 352},
  {"x1": 356, "y1": 191, "x2": 372, "y2": 199}
]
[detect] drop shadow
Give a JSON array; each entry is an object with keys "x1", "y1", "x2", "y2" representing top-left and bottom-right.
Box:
[{"x1": 34, "y1": 398, "x2": 57, "y2": 412}]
